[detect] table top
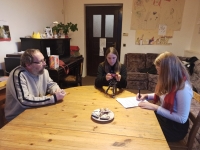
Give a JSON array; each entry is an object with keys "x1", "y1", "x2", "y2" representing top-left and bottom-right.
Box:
[
  {"x1": 0, "y1": 80, "x2": 7, "y2": 90},
  {"x1": 0, "y1": 79, "x2": 7, "y2": 105},
  {"x1": 0, "y1": 86, "x2": 169, "y2": 150}
]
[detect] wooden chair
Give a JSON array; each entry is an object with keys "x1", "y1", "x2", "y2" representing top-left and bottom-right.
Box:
[
  {"x1": 62, "y1": 57, "x2": 84, "y2": 87},
  {"x1": 0, "y1": 68, "x2": 7, "y2": 128},
  {"x1": 0, "y1": 102, "x2": 6, "y2": 129},
  {"x1": 168, "y1": 111, "x2": 200, "y2": 150},
  {"x1": 4, "y1": 57, "x2": 20, "y2": 75}
]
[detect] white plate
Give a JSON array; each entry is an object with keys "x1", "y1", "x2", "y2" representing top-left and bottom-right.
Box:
[{"x1": 91, "y1": 108, "x2": 114, "y2": 122}]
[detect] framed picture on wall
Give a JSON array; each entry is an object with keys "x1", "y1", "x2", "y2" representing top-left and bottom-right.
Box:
[
  {"x1": 0, "y1": 20, "x2": 11, "y2": 41},
  {"x1": 45, "y1": 27, "x2": 53, "y2": 38}
]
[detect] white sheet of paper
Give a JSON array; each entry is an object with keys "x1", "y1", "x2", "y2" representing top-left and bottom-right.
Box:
[
  {"x1": 100, "y1": 38, "x2": 106, "y2": 48},
  {"x1": 116, "y1": 97, "x2": 147, "y2": 109},
  {"x1": 158, "y1": 24, "x2": 167, "y2": 36},
  {"x1": 99, "y1": 47, "x2": 104, "y2": 56}
]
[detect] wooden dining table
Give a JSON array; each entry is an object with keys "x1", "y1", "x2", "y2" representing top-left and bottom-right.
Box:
[{"x1": 0, "y1": 86, "x2": 170, "y2": 150}]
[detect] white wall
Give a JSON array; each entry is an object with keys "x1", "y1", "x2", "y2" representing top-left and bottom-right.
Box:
[
  {"x1": 64, "y1": 0, "x2": 199, "y2": 76},
  {"x1": 185, "y1": 0, "x2": 200, "y2": 58},
  {"x1": 0, "y1": 0, "x2": 199, "y2": 77},
  {"x1": 0, "y1": 0, "x2": 64, "y2": 69}
]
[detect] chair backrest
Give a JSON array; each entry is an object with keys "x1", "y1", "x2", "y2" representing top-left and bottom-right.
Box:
[
  {"x1": 0, "y1": 102, "x2": 6, "y2": 128},
  {"x1": 75, "y1": 57, "x2": 84, "y2": 83},
  {"x1": 62, "y1": 57, "x2": 84, "y2": 86},
  {"x1": 79, "y1": 58, "x2": 84, "y2": 76},
  {"x1": 124, "y1": 53, "x2": 146, "y2": 72},
  {"x1": 187, "y1": 111, "x2": 200, "y2": 149},
  {"x1": 4, "y1": 57, "x2": 20, "y2": 75}
]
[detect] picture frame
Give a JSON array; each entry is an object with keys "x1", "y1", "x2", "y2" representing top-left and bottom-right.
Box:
[
  {"x1": 0, "y1": 20, "x2": 11, "y2": 41},
  {"x1": 45, "y1": 27, "x2": 53, "y2": 38}
]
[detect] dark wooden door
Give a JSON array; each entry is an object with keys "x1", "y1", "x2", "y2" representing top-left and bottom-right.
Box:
[{"x1": 86, "y1": 5, "x2": 123, "y2": 76}]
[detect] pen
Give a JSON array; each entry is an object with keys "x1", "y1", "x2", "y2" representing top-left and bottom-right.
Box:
[{"x1": 138, "y1": 88, "x2": 141, "y2": 99}]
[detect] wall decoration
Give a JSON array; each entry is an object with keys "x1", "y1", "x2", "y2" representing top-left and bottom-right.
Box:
[
  {"x1": 0, "y1": 20, "x2": 11, "y2": 41},
  {"x1": 99, "y1": 38, "x2": 106, "y2": 56},
  {"x1": 131, "y1": 0, "x2": 185, "y2": 45},
  {"x1": 131, "y1": 0, "x2": 185, "y2": 31},
  {"x1": 158, "y1": 24, "x2": 167, "y2": 35},
  {"x1": 135, "y1": 29, "x2": 173, "y2": 45}
]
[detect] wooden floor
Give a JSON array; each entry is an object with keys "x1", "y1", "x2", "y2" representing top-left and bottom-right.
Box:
[{"x1": 82, "y1": 76, "x2": 96, "y2": 86}]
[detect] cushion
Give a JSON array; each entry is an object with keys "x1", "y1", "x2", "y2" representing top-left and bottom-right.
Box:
[
  {"x1": 125, "y1": 53, "x2": 146, "y2": 72},
  {"x1": 146, "y1": 53, "x2": 159, "y2": 68},
  {"x1": 127, "y1": 72, "x2": 148, "y2": 81},
  {"x1": 126, "y1": 80, "x2": 147, "y2": 90}
]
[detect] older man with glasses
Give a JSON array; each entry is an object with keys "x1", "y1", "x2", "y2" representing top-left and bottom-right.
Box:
[{"x1": 5, "y1": 49, "x2": 66, "y2": 121}]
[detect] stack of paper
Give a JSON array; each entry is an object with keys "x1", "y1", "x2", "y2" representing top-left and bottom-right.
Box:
[{"x1": 116, "y1": 97, "x2": 147, "y2": 108}]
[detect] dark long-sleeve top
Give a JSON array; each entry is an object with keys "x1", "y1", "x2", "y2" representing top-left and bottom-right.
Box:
[{"x1": 95, "y1": 63, "x2": 127, "y2": 88}]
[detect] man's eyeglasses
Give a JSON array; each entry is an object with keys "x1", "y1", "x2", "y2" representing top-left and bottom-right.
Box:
[{"x1": 32, "y1": 59, "x2": 46, "y2": 64}]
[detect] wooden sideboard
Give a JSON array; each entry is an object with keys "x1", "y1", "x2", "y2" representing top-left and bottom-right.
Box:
[
  {"x1": 20, "y1": 38, "x2": 71, "y2": 66},
  {"x1": 20, "y1": 38, "x2": 71, "y2": 57},
  {"x1": 5, "y1": 53, "x2": 83, "y2": 86}
]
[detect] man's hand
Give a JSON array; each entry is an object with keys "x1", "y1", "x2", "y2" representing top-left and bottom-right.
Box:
[{"x1": 55, "y1": 89, "x2": 66, "y2": 101}]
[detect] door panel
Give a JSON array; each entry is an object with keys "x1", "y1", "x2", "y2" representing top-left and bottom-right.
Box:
[{"x1": 86, "y1": 5, "x2": 123, "y2": 76}]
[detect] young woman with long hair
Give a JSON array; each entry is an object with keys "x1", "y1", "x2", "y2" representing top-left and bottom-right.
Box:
[
  {"x1": 136, "y1": 51, "x2": 193, "y2": 142},
  {"x1": 95, "y1": 47, "x2": 127, "y2": 88}
]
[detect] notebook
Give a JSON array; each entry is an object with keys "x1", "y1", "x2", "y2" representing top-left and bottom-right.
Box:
[{"x1": 116, "y1": 97, "x2": 147, "y2": 108}]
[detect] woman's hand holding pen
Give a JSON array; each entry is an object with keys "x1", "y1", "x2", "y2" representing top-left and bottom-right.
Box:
[
  {"x1": 136, "y1": 93, "x2": 158, "y2": 111},
  {"x1": 136, "y1": 93, "x2": 148, "y2": 100}
]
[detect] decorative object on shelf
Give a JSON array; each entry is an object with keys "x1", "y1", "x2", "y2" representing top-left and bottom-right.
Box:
[
  {"x1": 70, "y1": 46, "x2": 80, "y2": 57},
  {"x1": 45, "y1": 21, "x2": 58, "y2": 38},
  {"x1": 52, "y1": 22, "x2": 63, "y2": 38},
  {"x1": 49, "y1": 55, "x2": 59, "y2": 69},
  {"x1": 44, "y1": 27, "x2": 53, "y2": 38},
  {"x1": 32, "y1": 32, "x2": 41, "y2": 39},
  {"x1": 52, "y1": 22, "x2": 78, "y2": 38}
]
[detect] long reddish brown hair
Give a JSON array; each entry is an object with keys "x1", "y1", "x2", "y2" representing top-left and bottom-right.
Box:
[{"x1": 154, "y1": 52, "x2": 191, "y2": 96}]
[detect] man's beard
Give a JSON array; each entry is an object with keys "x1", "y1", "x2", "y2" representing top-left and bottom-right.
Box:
[{"x1": 38, "y1": 67, "x2": 45, "y2": 75}]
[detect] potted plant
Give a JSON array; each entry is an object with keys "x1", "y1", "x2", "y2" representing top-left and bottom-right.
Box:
[
  {"x1": 52, "y1": 22, "x2": 78, "y2": 38},
  {"x1": 52, "y1": 22, "x2": 63, "y2": 38},
  {"x1": 63, "y1": 22, "x2": 78, "y2": 37}
]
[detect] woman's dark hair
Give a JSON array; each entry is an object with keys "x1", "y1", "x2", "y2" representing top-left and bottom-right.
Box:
[
  {"x1": 20, "y1": 49, "x2": 40, "y2": 67},
  {"x1": 103, "y1": 47, "x2": 121, "y2": 73}
]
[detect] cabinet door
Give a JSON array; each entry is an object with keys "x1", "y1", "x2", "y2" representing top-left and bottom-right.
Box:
[
  {"x1": 41, "y1": 39, "x2": 70, "y2": 58},
  {"x1": 20, "y1": 38, "x2": 71, "y2": 59},
  {"x1": 20, "y1": 38, "x2": 41, "y2": 52}
]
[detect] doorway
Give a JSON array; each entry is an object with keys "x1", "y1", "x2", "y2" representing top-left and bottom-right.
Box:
[{"x1": 86, "y1": 5, "x2": 123, "y2": 76}]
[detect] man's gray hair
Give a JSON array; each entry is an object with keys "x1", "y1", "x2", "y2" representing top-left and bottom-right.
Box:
[{"x1": 20, "y1": 49, "x2": 41, "y2": 67}]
